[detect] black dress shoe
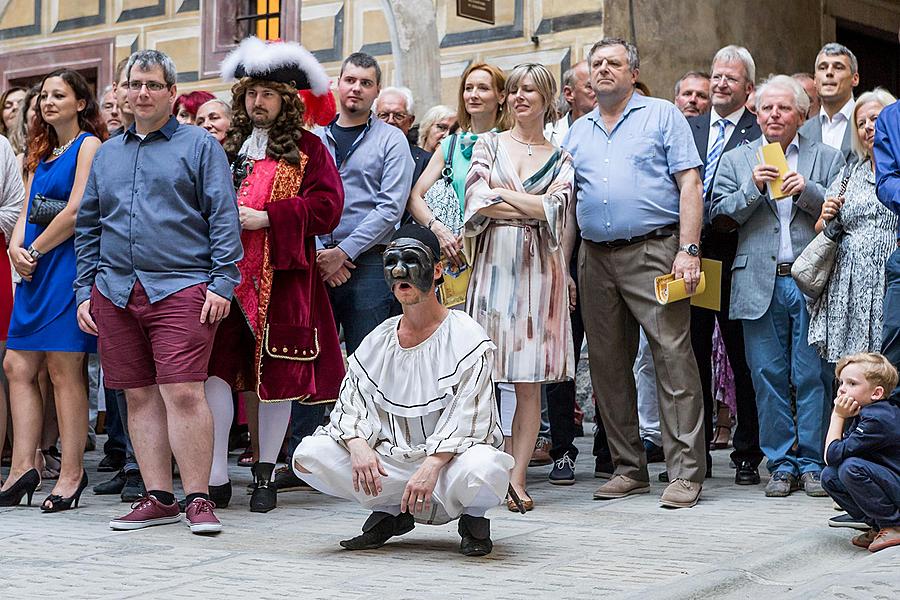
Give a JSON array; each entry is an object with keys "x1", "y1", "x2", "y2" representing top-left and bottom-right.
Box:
[
  {"x1": 643, "y1": 440, "x2": 665, "y2": 463},
  {"x1": 274, "y1": 466, "x2": 310, "y2": 493},
  {"x1": 121, "y1": 471, "x2": 146, "y2": 502},
  {"x1": 249, "y1": 462, "x2": 276, "y2": 513},
  {"x1": 458, "y1": 514, "x2": 492, "y2": 556},
  {"x1": 93, "y1": 470, "x2": 127, "y2": 495},
  {"x1": 210, "y1": 481, "x2": 232, "y2": 509},
  {"x1": 735, "y1": 460, "x2": 761, "y2": 485},
  {"x1": 340, "y1": 511, "x2": 415, "y2": 550},
  {"x1": 97, "y1": 453, "x2": 126, "y2": 473}
]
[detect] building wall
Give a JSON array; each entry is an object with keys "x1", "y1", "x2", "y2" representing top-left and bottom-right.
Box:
[{"x1": 1, "y1": 1, "x2": 897, "y2": 109}]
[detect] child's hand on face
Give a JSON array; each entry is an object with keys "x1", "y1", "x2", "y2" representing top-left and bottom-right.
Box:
[{"x1": 833, "y1": 393, "x2": 861, "y2": 418}]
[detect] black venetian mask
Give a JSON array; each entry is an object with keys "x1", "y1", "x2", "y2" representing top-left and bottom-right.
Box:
[{"x1": 383, "y1": 238, "x2": 436, "y2": 293}]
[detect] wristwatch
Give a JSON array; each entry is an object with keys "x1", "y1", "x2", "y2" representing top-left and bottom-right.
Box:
[
  {"x1": 26, "y1": 245, "x2": 43, "y2": 260},
  {"x1": 679, "y1": 243, "x2": 700, "y2": 257}
]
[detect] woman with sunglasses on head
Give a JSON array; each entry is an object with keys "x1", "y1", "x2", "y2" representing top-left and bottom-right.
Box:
[{"x1": 0, "y1": 69, "x2": 106, "y2": 511}]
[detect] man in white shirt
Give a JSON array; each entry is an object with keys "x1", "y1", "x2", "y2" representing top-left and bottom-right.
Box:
[
  {"x1": 710, "y1": 75, "x2": 844, "y2": 499},
  {"x1": 799, "y1": 43, "x2": 859, "y2": 162},
  {"x1": 687, "y1": 45, "x2": 763, "y2": 487},
  {"x1": 544, "y1": 60, "x2": 595, "y2": 147}
]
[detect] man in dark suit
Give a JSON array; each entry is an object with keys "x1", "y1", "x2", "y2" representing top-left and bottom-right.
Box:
[
  {"x1": 687, "y1": 45, "x2": 764, "y2": 486},
  {"x1": 375, "y1": 86, "x2": 431, "y2": 185},
  {"x1": 798, "y1": 43, "x2": 859, "y2": 163}
]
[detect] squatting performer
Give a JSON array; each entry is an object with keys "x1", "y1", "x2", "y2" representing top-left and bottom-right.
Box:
[{"x1": 293, "y1": 224, "x2": 514, "y2": 556}]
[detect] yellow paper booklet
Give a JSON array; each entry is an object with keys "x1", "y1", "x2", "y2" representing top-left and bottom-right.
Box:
[
  {"x1": 654, "y1": 258, "x2": 722, "y2": 311},
  {"x1": 436, "y1": 258, "x2": 471, "y2": 308},
  {"x1": 757, "y1": 142, "x2": 791, "y2": 199}
]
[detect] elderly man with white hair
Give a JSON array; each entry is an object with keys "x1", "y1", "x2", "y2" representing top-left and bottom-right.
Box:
[
  {"x1": 711, "y1": 74, "x2": 844, "y2": 498},
  {"x1": 375, "y1": 86, "x2": 432, "y2": 185}
]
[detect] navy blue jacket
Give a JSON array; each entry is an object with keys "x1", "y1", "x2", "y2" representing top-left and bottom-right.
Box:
[{"x1": 826, "y1": 397, "x2": 900, "y2": 476}]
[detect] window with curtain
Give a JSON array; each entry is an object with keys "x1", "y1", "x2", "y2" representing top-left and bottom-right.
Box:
[{"x1": 236, "y1": 0, "x2": 281, "y2": 41}]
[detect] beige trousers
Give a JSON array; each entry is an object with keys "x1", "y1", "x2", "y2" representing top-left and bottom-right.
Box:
[{"x1": 579, "y1": 234, "x2": 707, "y2": 483}]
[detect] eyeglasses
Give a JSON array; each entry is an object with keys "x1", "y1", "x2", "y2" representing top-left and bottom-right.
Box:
[
  {"x1": 127, "y1": 80, "x2": 169, "y2": 92},
  {"x1": 377, "y1": 111, "x2": 410, "y2": 122},
  {"x1": 710, "y1": 74, "x2": 742, "y2": 86}
]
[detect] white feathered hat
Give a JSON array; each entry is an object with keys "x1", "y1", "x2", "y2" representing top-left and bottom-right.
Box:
[{"x1": 220, "y1": 37, "x2": 330, "y2": 95}]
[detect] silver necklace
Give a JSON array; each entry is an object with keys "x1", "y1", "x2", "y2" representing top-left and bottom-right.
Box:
[
  {"x1": 51, "y1": 135, "x2": 78, "y2": 157},
  {"x1": 509, "y1": 132, "x2": 546, "y2": 156}
]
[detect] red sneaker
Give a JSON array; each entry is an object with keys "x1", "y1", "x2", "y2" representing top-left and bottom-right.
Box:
[
  {"x1": 185, "y1": 498, "x2": 222, "y2": 534},
  {"x1": 109, "y1": 495, "x2": 180, "y2": 530}
]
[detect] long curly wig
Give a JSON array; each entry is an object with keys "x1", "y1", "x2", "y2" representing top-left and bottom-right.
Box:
[
  {"x1": 223, "y1": 79, "x2": 307, "y2": 165},
  {"x1": 25, "y1": 69, "x2": 108, "y2": 173}
]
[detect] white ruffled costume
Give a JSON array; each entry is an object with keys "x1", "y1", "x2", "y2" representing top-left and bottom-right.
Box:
[{"x1": 293, "y1": 311, "x2": 514, "y2": 525}]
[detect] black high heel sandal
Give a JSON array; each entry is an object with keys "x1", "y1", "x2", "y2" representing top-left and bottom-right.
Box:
[
  {"x1": 0, "y1": 469, "x2": 41, "y2": 507},
  {"x1": 40, "y1": 470, "x2": 88, "y2": 513}
]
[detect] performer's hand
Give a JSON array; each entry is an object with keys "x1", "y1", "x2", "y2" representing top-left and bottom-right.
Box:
[
  {"x1": 672, "y1": 252, "x2": 701, "y2": 294},
  {"x1": 9, "y1": 246, "x2": 35, "y2": 281},
  {"x1": 200, "y1": 289, "x2": 230, "y2": 324},
  {"x1": 239, "y1": 206, "x2": 270, "y2": 230},
  {"x1": 780, "y1": 171, "x2": 806, "y2": 197},
  {"x1": 833, "y1": 393, "x2": 860, "y2": 419},
  {"x1": 348, "y1": 438, "x2": 387, "y2": 497},
  {"x1": 77, "y1": 300, "x2": 98, "y2": 336},
  {"x1": 567, "y1": 275, "x2": 577, "y2": 313},
  {"x1": 401, "y1": 458, "x2": 443, "y2": 515}
]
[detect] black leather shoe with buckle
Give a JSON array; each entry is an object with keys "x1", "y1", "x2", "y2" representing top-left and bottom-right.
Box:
[{"x1": 340, "y1": 511, "x2": 415, "y2": 550}]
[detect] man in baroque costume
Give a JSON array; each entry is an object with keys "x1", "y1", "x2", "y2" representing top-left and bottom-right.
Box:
[
  {"x1": 293, "y1": 224, "x2": 514, "y2": 556},
  {"x1": 204, "y1": 37, "x2": 346, "y2": 513}
]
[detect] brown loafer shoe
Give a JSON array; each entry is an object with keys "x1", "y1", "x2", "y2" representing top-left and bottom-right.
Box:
[
  {"x1": 592, "y1": 475, "x2": 650, "y2": 500},
  {"x1": 660, "y1": 478, "x2": 702, "y2": 508},
  {"x1": 851, "y1": 528, "x2": 878, "y2": 549},
  {"x1": 869, "y1": 527, "x2": 900, "y2": 552}
]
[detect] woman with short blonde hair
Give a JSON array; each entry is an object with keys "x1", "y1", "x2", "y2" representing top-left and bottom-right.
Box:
[
  {"x1": 417, "y1": 104, "x2": 457, "y2": 153},
  {"x1": 808, "y1": 88, "x2": 899, "y2": 361}
]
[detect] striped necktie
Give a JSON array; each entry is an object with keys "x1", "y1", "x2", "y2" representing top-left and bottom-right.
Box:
[{"x1": 703, "y1": 119, "x2": 728, "y2": 198}]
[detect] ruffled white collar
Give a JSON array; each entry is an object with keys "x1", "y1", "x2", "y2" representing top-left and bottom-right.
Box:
[
  {"x1": 347, "y1": 311, "x2": 495, "y2": 418},
  {"x1": 239, "y1": 127, "x2": 269, "y2": 160}
]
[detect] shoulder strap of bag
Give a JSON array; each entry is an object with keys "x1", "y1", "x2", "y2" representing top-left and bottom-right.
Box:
[{"x1": 442, "y1": 133, "x2": 459, "y2": 184}]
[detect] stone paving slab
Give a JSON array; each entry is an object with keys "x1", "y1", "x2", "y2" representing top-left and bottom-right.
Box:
[{"x1": 1, "y1": 434, "x2": 898, "y2": 599}]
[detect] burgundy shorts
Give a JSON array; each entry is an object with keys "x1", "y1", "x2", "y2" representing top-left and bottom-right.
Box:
[{"x1": 92, "y1": 281, "x2": 218, "y2": 389}]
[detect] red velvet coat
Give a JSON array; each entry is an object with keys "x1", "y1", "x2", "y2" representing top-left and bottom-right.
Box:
[{"x1": 210, "y1": 130, "x2": 345, "y2": 403}]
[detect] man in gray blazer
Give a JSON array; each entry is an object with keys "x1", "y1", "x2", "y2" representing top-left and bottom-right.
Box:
[
  {"x1": 798, "y1": 43, "x2": 859, "y2": 163},
  {"x1": 711, "y1": 75, "x2": 844, "y2": 499}
]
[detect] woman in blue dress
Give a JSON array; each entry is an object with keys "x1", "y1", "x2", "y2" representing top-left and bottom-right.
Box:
[{"x1": 0, "y1": 69, "x2": 104, "y2": 511}]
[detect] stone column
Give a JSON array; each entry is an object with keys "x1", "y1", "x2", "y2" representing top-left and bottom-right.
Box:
[{"x1": 380, "y1": 0, "x2": 441, "y2": 118}]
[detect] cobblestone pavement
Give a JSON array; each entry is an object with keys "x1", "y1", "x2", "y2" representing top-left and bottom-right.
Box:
[{"x1": 1, "y1": 434, "x2": 898, "y2": 600}]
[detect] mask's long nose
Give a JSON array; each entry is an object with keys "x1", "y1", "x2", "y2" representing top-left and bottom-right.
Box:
[{"x1": 391, "y1": 264, "x2": 409, "y2": 278}]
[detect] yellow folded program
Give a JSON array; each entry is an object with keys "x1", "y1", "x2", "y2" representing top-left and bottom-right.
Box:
[
  {"x1": 654, "y1": 258, "x2": 722, "y2": 311},
  {"x1": 436, "y1": 258, "x2": 471, "y2": 308},
  {"x1": 758, "y1": 142, "x2": 791, "y2": 199},
  {"x1": 655, "y1": 272, "x2": 706, "y2": 304}
]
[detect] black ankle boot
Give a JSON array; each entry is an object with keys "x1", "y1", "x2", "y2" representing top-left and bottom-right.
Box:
[
  {"x1": 210, "y1": 481, "x2": 232, "y2": 509},
  {"x1": 458, "y1": 514, "x2": 493, "y2": 556},
  {"x1": 339, "y1": 511, "x2": 415, "y2": 550},
  {"x1": 249, "y1": 462, "x2": 276, "y2": 513}
]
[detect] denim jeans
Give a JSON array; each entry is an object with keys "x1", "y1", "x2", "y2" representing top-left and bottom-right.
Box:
[
  {"x1": 822, "y1": 459, "x2": 900, "y2": 529},
  {"x1": 327, "y1": 251, "x2": 396, "y2": 356},
  {"x1": 111, "y1": 388, "x2": 139, "y2": 473},
  {"x1": 287, "y1": 402, "x2": 329, "y2": 457},
  {"x1": 742, "y1": 276, "x2": 831, "y2": 475},
  {"x1": 881, "y1": 249, "x2": 900, "y2": 381}
]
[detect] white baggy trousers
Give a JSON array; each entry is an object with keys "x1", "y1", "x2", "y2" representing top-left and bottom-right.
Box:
[{"x1": 293, "y1": 436, "x2": 514, "y2": 525}]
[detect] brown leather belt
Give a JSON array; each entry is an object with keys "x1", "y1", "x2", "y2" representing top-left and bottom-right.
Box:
[
  {"x1": 589, "y1": 225, "x2": 677, "y2": 249},
  {"x1": 776, "y1": 262, "x2": 793, "y2": 276}
]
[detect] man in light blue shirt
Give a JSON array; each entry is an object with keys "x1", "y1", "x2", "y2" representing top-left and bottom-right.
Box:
[
  {"x1": 563, "y1": 37, "x2": 707, "y2": 509},
  {"x1": 315, "y1": 52, "x2": 413, "y2": 354}
]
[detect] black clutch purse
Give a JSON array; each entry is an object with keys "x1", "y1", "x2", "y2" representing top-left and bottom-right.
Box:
[{"x1": 28, "y1": 194, "x2": 67, "y2": 226}]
